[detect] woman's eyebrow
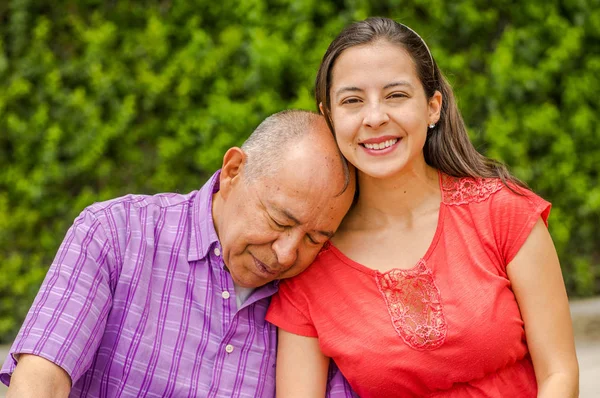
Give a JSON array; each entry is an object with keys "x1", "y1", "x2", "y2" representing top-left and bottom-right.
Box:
[
  {"x1": 334, "y1": 86, "x2": 363, "y2": 97},
  {"x1": 335, "y1": 81, "x2": 414, "y2": 98},
  {"x1": 383, "y1": 81, "x2": 413, "y2": 89}
]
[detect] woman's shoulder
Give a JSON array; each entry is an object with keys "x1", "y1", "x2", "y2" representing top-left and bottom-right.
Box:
[
  {"x1": 439, "y1": 173, "x2": 547, "y2": 208},
  {"x1": 440, "y1": 173, "x2": 504, "y2": 206},
  {"x1": 279, "y1": 242, "x2": 345, "y2": 287}
]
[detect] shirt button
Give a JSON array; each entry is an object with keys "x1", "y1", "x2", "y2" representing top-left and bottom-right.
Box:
[
  {"x1": 221, "y1": 291, "x2": 230, "y2": 299},
  {"x1": 225, "y1": 344, "x2": 234, "y2": 354},
  {"x1": 214, "y1": 247, "x2": 221, "y2": 256}
]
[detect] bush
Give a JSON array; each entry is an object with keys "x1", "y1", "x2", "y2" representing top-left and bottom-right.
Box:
[{"x1": 1, "y1": 0, "x2": 598, "y2": 342}]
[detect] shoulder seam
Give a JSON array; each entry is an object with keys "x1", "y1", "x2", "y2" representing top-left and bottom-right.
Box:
[{"x1": 86, "y1": 193, "x2": 195, "y2": 215}]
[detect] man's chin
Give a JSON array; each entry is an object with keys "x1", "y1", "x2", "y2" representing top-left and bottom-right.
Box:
[{"x1": 230, "y1": 269, "x2": 273, "y2": 288}]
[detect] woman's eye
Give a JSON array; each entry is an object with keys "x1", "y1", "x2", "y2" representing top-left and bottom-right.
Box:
[
  {"x1": 341, "y1": 97, "x2": 361, "y2": 105},
  {"x1": 388, "y1": 92, "x2": 407, "y2": 99}
]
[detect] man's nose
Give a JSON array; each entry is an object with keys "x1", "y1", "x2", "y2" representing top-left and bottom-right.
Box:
[
  {"x1": 272, "y1": 231, "x2": 301, "y2": 268},
  {"x1": 363, "y1": 102, "x2": 389, "y2": 129}
]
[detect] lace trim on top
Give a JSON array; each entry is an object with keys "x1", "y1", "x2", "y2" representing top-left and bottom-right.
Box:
[
  {"x1": 440, "y1": 174, "x2": 503, "y2": 206},
  {"x1": 375, "y1": 260, "x2": 447, "y2": 350}
]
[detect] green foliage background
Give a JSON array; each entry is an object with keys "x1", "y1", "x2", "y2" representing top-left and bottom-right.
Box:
[{"x1": 1, "y1": 0, "x2": 599, "y2": 342}]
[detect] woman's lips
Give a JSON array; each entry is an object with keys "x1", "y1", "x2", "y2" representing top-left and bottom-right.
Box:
[{"x1": 360, "y1": 137, "x2": 401, "y2": 156}]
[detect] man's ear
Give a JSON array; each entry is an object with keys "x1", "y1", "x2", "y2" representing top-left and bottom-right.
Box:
[
  {"x1": 319, "y1": 102, "x2": 336, "y2": 132},
  {"x1": 219, "y1": 147, "x2": 246, "y2": 199}
]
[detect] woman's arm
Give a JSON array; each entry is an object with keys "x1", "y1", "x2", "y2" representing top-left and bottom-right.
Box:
[
  {"x1": 276, "y1": 329, "x2": 330, "y2": 398},
  {"x1": 507, "y1": 218, "x2": 579, "y2": 397}
]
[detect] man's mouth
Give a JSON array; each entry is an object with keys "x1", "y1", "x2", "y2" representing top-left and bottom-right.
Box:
[{"x1": 252, "y1": 256, "x2": 278, "y2": 276}]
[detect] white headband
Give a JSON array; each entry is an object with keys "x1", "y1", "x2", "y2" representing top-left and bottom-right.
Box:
[{"x1": 399, "y1": 22, "x2": 435, "y2": 76}]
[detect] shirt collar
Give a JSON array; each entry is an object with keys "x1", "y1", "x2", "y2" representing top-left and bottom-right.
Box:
[
  {"x1": 187, "y1": 170, "x2": 280, "y2": 294},
  {"x1": 188, "y1": 170, "x2": 221, "y2": 262}
]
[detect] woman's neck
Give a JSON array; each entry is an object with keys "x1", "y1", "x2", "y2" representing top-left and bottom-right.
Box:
[{"x1": 349, "y1": 162, "x2": 441, "y2": 228}]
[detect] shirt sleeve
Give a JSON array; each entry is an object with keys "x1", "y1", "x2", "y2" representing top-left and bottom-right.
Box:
[
  {"x1": 0, "y1": 209, "x2": 116, "y2": 386},
  {"x1": 266, "y1": 277, "x2": 317, "y2": 338},
  {"x1": 268, "y1": 275, "x2": 358, "y2": 396},
  {"x1": 489, "y1": 185, "x2": 552, "y2": 266}
]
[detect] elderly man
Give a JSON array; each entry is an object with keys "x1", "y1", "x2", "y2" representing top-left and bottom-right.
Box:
[{"x1": 1, "y1": 110, "x2": 356, "y2": 397}]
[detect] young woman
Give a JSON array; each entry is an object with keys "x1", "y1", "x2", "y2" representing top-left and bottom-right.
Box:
[{"x1": 266, "y1": 17, "x2": 579, "y2": 397}]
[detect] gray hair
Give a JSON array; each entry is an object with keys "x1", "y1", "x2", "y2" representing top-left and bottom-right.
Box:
[{"x1": 241, "y1": 110, "x2": 351, "y2": 194}]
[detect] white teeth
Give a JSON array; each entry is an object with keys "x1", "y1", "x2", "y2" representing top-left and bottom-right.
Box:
[{"x1": 363, "y1": 139, "x2": 398, "y2": 150}]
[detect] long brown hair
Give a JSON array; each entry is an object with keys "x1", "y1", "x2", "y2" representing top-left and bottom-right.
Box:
[{"x1": 315, "y1": 17, "x2": 527, "y2": 189}]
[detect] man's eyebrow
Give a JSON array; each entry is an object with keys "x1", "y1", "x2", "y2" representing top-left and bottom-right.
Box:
[
  {"x1": 267, "y1": 201, "x2": 302, "y2": 224},
  {"x1": 316, "y1": 230, "x2": 334, "y2": 239},
  {"x1": 272, "y1": 205, "x2": 301, "y2": 225},
  {"x1": 272, "y1": 205, "x2": 334, "y2": 238}
]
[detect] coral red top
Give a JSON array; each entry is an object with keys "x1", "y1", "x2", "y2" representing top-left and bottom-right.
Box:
[{"x1": 266, "y1": 174, "x2": 551, "y2": 397}]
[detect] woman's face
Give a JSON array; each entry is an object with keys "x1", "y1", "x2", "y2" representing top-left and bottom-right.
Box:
[{"x1": 326, "y1": 40, "x2": 441, "y2": 179}]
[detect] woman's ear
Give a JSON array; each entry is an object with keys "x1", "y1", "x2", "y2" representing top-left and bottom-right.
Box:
[{"x1": 428, "y1": 90, "x2": 442, "y2": 125}]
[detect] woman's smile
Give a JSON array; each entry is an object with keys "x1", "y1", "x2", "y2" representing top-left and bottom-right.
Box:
[{"x1": 360, "y1": 136, "x2": 401, "y2": 156}]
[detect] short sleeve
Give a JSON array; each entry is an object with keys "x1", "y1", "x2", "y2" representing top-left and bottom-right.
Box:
[
  {"x1": 266, "y1": 278, "x2": 317, "y2": 337},
  {"x1": 490, "y1": 186, "x2": 552, "y2": 265},
  {"x1": 0, "y1": 209, "x2": 115, "y2": 386}
]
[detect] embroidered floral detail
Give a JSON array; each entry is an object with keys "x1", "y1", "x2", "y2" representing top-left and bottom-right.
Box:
[
  {"x1": 440, "y1": 174, "x2": 503, "y2": 205},
  {"x1": 375, "y1": 260, "x2": 447, "y2": 350}
]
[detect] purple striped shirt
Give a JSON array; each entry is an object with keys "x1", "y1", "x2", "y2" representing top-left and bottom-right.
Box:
[{"x1": 1, "y1": 171, "x2": 356, "y2": 397}]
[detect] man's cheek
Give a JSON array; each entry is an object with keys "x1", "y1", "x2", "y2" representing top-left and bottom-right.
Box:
[{"x1": 279, "y1": 265, "x2": 305, "y2": 280}]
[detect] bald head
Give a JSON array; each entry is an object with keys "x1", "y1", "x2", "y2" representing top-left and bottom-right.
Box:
[{"x1": 241, "y1": 110, "x2": 351, "y2": 195}]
